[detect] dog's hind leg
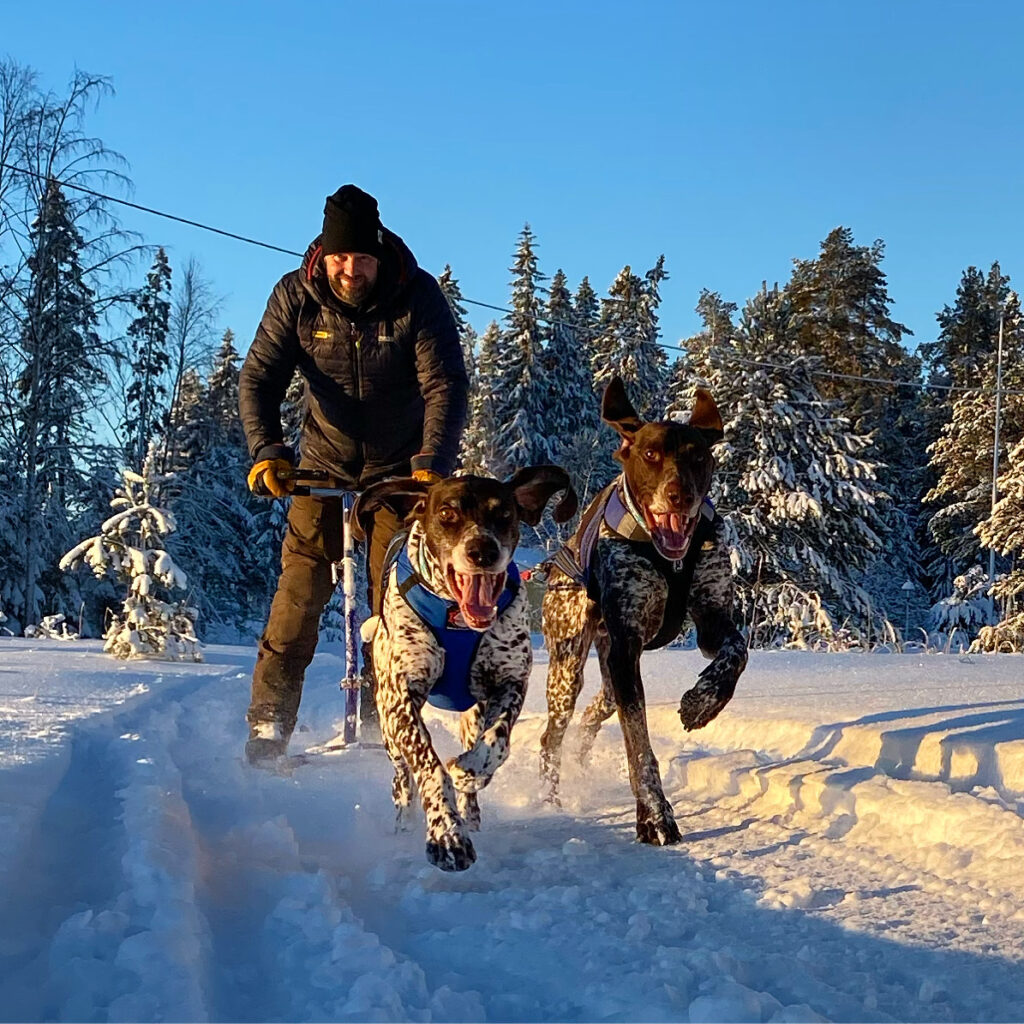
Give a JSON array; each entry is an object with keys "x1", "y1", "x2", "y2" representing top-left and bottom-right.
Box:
[
  {"x1": 539, "y1": 582, "x2": 597, "y2": 803},
  {"x1": 577, "y1": 629, "x2": 616, "y2": 766},
  {"x1": 540, "y1": 630, "x2": 598, "y2": 806}
]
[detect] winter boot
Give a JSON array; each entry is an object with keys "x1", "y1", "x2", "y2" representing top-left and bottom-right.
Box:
[{"x1": 245, "y1": 720, "x2": 291, "y2": 763}]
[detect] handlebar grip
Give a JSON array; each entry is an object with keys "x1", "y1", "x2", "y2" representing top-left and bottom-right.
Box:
[
  {"x1": 279, "y1": 468, "x2": 329, "y2": 482},
  {"x1": 252, "y1": 467, "x2": 331, "y2": 498}
]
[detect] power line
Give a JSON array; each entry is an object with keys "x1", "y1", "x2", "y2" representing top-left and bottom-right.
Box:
[
  {"x1": 3, "y1": 160, "x2": 1020, "y2": 397},
  {"x1": 1, "y1": 161, "x2": 304, "y2": 258}
]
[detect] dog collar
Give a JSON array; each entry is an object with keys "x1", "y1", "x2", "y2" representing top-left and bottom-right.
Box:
[
  {"x1": 610, "y1": 476, "x2": 713, "y2": 564},
  {"x1": 550, "y1": 475, "x2": 714, "y2": 585}
]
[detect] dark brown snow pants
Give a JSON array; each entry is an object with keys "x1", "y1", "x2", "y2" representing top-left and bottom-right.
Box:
[{"x1": 247, "y1": 495, "x2": 400, "y2": 735}]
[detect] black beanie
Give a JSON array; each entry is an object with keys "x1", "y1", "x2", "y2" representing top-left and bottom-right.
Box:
[{"x1": 321, "y1": 184, "x2": 384, "y2": 257}]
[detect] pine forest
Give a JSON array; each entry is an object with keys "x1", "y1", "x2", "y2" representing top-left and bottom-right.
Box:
[{"x1": 1, "y1": 60, "x2": 1022, "y2": 655}]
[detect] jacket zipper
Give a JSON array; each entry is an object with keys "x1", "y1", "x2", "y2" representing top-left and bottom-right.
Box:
[{"x1": 350, "y1": 318, "x2": 366, "y2": 471}]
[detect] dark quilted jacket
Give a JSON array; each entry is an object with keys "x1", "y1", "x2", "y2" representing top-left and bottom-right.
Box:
[{"x1": 239, "y1": 229, "x2": 468, "y2": 488}]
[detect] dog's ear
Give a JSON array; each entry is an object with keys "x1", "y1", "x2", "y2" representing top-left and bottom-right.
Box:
[
  {"x1": 505, "y1": 465, "x2": 579, "y2": 526},
  {"x1": 689, "y1": 388, "x2": 724, "y2": 445},
  {"x1": 601, "y1": 377, "x2": 643, "y2": 440},
  {"x1": 350, "y1": 477, "x2": 430, "y2": 541}
]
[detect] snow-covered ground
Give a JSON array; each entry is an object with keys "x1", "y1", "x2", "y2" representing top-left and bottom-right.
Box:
[{"x1": 1, "y1": 636, "x2": 1023, "y2": 1023}]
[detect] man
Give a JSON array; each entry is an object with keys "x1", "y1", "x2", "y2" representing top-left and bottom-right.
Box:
[{"x1": 239, "y1": 184, "x2": 468, "y2": 761}]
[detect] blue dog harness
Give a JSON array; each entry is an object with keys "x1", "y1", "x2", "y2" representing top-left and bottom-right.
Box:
[{"x1": 388, "y1": 538, "x2": 521, "y2": 712}]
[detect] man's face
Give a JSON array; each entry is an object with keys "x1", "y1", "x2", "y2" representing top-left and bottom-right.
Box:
[{"x1": 324, "y1": 252, "x2": 379, "y2": 305}]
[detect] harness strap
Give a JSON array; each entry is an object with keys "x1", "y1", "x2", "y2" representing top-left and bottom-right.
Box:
[
  {"x1": 644, "y1": 509, "x2": 718, "y2": 650},
  {"x1": 550, "y1": 481, "x2": 617, "y2": 585},
  {"x1": 552, "y1": 475, "x2": 715, "y2": 586}
]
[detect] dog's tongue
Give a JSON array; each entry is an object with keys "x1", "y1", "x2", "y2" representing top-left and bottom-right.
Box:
[
  {"x1": 454, "y1": 571, "x2": 504, "y2": 627},
  {"x1": 650, "y1": 512, "x2": 690, "y2": 555}
]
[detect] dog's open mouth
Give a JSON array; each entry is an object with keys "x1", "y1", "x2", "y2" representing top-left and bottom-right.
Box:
[
  {"x1": 643, "y1": 509, "x2": 699, "y2": 560},
  {"x1": 446, "y1": 567, "x2": 507, "y2": 631}
]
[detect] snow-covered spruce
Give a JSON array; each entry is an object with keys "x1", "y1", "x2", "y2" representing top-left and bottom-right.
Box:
[
  {"x1": 60, "y1": 461, "x2": 201, "y2": 661},
  {"x1": 494, "y1": 224, "x2": 553, "y2": 471},
  {"x1": 975, "y1": 431, "x2": 1024, "y2": 653},
  {"x1": 682, "y1": 285, "x2": 890, "y2": 646}
]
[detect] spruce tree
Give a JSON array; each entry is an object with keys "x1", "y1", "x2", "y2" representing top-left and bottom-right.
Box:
[
  {"x1": 16, "y1": 181, "x2": 109, "y2": 627},
  {"x1": 494, "y1": 225, "x2": 551, "y2": 469},
  {"x1": 923, "y1": 266, "x2": 1023, "y2": 609},
  {"x1": 536, "y1": 270, "x2": 599, "y2": 531},
  {"x1": 591, "y1": 262, "x2": 668, "y2": 420},
  {"x1": 787, "y1": 229, "x2": 926, "y2": 629},
  {"x1": 573, "y1": 275, "x2": 599, "y2": 354},
  {"x1": 542, "y1": 269, "x2": 597, "y2": 449},
  {"x1": 698, "y1": 286, "x2": 888, "y2": 644},
  {"x1": 60, "y1": 460, "x2": 201, "y2": 660},
  {"x1": 438, "y1": 264, "x2": 477, "y2": 380},
  {"x1": 160, "y1": 333, "x2": 267, "y2": 637},
  {"x1": 670, "y1": 289, "x2": 737, "y2": 416},
  {"x1": 975, "y1": 431, "x2": 1024, "y2": 652},
  {"x1": 787, "y1": 228, "x2": 912, "y2": 413},
  {"x1": 123, "y1": 248, "x2": 172, "y2": 469},
  {"x1": 459, "y1": 320, "x2": 503, "y2": 475},
  {"x1": 0, "y1": 69, "x2": 131, "y2": 632}
]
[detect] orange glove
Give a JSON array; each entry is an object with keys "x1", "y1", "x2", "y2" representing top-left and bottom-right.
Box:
[
  {"x1": 247, "y1": 458, "x2": 295, "y2": 498},
  {"x1": 412, "y1": 469, "x2": 442, "y2": 484}
]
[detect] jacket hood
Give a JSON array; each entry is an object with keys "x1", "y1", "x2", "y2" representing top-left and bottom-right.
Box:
[{"x1": 300, "y1": 225, "x2": 418, "y2": 313}]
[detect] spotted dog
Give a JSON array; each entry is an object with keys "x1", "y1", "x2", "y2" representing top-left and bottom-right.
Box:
[
  {"x1": 353, "y1": 468, "x2": 577, "y2": 872},
  {"x1": 539, "y1": 377, "x2": 747, "y2": 845}
]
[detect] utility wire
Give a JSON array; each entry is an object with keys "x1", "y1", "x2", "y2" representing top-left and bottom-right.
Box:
[
  {"x1": 1, "y1": 160, "x2": 304, "y2": 258},
  {"x1": 4, "y1": 160, "x2": 1021, "y2": 397}
]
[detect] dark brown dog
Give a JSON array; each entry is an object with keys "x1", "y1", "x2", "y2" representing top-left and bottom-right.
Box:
[
  {"x1": 354, "y1": 468, "x2": 577, "y2": 871},
  {"x1": 539, "y1": 378, "x2": 746, "y2": 845}
]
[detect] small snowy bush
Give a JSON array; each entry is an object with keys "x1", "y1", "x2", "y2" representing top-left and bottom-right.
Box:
[
  {"x1": 23, "y1": 614, "x2": 79, "y2": 641},
  {"x1": 60, "y1": 464, "x2": 201, "y2": 661},
  {"x1": 930, "y1": 566, "x2": 996, "y2": 651},
  {"x1": 972, "y1": 610, "x2": 1024, "y2": 654}
]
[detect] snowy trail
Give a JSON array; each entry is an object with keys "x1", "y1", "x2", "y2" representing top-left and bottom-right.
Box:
[{"x1": 2, "y1": 639, "x2": 1024, "y2": 1021}]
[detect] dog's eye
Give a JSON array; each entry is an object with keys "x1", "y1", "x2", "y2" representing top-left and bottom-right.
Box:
[
  {"x1": 642, "y1": 448, "x2": 659, "y2": 463},
  {"x1": 438, "y1": 508, "x2": 459, "y2": 524}
]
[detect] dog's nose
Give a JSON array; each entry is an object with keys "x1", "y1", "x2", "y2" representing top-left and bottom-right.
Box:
[
  {"x1": 465, "y1": 536, "x2": 500, "y2": 568},
  {"x1": 664, "y1": 485, "x2": 684, "y2": 510}
]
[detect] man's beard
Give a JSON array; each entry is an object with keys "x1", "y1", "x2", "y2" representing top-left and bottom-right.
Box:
[{"x1": 328, "y1": 274, "x2": 374, "y2": 306}]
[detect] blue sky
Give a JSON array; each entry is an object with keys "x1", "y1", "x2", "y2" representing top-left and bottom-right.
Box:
[{"x1": 4, "y1": 1, "x2": 1022, "y2": 361}]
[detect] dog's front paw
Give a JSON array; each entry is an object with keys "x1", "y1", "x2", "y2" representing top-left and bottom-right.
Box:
[
  {"x1": 679, "y1": 662, "x2": 738, "y2": 731},
  {"x1": 426, "y1": 828, "x2": 477, "y2": 872},
  {"x1": 447, "y1": 748, "x2": 496, "y2": 794},
  {"x1": 636, "y1": 800, "x2": 681, "y2": 846}
]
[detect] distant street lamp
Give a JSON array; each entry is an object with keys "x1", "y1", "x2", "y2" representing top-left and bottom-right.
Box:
[
  {"x1": 989, "y1": 304, "x2": 1007, "y2": 588},
  {"x1": 901, "y1": 579, "x2": 916, "y2": 639}
]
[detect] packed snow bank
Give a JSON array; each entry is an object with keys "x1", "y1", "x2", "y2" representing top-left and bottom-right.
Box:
[
  {"x1": 639, "y1": 649, "x2": 1024, "y2": 804},
  {"x1": 1, "y1": 638, "x2": 1024, "y2": 1022}
]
